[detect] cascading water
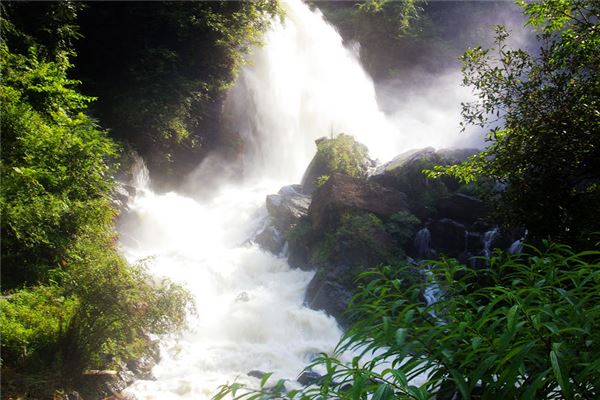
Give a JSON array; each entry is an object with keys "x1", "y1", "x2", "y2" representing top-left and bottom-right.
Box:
[
  {"x1": 121, "y1": 0, "x2": 459, "y2": 397},
  {"x1": 482, "y1": 227, "x2": 500, "y2": 261},
  {"x1": 413, "y1": 228, "x2": 442, "y2": 311},
  {"x1": 122, "y1": 162, "x2": 344, "y2": 399}
]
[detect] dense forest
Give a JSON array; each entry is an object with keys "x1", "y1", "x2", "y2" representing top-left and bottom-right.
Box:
[{"x1": 1, "y1": 0, "x2": 599, "y2": 399}]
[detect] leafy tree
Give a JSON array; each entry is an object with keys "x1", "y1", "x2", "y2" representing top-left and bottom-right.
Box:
[
  {"x1": 72, "y1": 1, "x2": 280, "y2": 188},
  {"x1": 0, "y1": 17, "x2": 191, "y2": 396},
  {"x1": 427, "y1": 0, "x2": 600, "y2": 248},
  {"x1": 214, "y1": 243, "x2": 600, "y2": 399}
]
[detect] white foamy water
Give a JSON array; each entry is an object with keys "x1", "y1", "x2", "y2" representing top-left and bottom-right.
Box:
[
  {"x1": 121, "y1": 169, "x2": 343, "y2": 399},
  {"x1": 122, "y1": 0, "x2": 465, "y2": 397}
]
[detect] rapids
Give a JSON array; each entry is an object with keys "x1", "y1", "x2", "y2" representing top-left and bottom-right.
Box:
[{"x1": 121, "y1": 0, "x2": 465, "y2": 397}]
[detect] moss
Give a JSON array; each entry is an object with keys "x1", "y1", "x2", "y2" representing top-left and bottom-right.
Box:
[{"x1": 385, "y1": 211, "x2": 421, "y2": 246}]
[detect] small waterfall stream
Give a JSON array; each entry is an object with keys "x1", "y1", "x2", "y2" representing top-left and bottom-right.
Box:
[{"x1": 414, "y1": 228, "x2": 442, "y2": 309}]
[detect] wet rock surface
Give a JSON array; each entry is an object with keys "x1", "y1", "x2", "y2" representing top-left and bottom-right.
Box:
[{"x1": 309, "y1": 173, "x2": 408, "y2": 231}]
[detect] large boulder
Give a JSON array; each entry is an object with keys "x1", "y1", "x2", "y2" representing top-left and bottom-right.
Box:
[
  {"x1": 309, "y1": 173, "x2": 408, "y2": 231},
  {"x1": 370, "y1": 148, "x2": 449, "y2": 220},
  {"x1": 304, "y1": 274, "x2": 352, "y2": 327},
  {"x1": 301, "y1": 134, "x2": 374, "y2": 194},
  {"x1": 254, "y1": 224, "x2": 286, "y2": 254},
  {"x1": 436, "y1": 193, "x2": 488, "y2": 225},
  {"x1": 371, "y1": 147, "x2": 482, "y2": 221},
  {"x1": 255, "y1": 184, "x2": 310, "y2": 255},
  {"x1": 265, "y1": 184, "x2": 311, "y2": 232},
  {"x1": 429, "y1": 218, "x2": 467, "y2": 256}
]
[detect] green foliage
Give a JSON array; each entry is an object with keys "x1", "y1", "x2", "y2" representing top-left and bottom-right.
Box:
[
  {"x1": 428, "y1": 0, "x2": 600, "y2": 247},
  {"x1": 0, "y1": 285, "x2": 77, "y2": 367},
  {"x1": 335, "y1": 213, "x2": 388, "y2": 256},
  {"x1": 385, "y1": 211, "x2": 421, "y2": 246},
  {"x1": 72, "y1": 1, "x2": 281, "y2": 187},
  {"x1": 313, "y1": 134, "x2": 370, "y2": 186},
  {"x1": 58, "y1": 237, "x2": 192, "y2": 371},
  {"x1": 314, "y1": 174, "x2": 331, "y2": 189},
  {"x1": 0, "y1": 43, "x2": 117, "y2": 287},
  {"x1": 357, "y1": 0, "x2": 424, "y2": 38},
  {"x1": 0, "y1": 24, "x2": 191, "y2": 394},
  {"x1": 215, "y1": 243, "x2": 600, "y2": 399}
]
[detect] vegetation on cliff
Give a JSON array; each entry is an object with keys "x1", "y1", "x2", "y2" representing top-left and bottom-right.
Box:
[
  {"x1": 0, "y1": 8, "x2": 191, "y2": 397},
  {"x1": 427, "y1": 0, "x2": 600, "y2": 248}
]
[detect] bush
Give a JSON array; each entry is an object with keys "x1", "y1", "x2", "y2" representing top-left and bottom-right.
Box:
[
  {"x1": 312, "y1": 134, "x2": 370, "y2": 185},
  {"x1": 0, "y1": 285, "x2": 77, "y2": 367},
  {"x1": 0, "y1": 33, "x2": 192, "y2": 396},
  {"x1": 215, "y1": 242, "x2": 600, "y2": 399}
]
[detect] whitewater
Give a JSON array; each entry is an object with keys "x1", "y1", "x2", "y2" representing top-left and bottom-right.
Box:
[{"x1": 121, "y1": 0, "x2": 467, "y2": 398}]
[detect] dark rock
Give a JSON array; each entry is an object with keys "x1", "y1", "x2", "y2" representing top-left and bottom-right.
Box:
[
  {"x1": 436, "y1": 193, "x2": 488, "y2": 225},
  {"x1": 301, "y1": 137, "x2": 330, "y2": 194},
  {"x1": 265, "y1": 185, "x2": 311, "y2": 233},
  {"x1": 105, "y1": 362, "x2": 136, "y2": 394},
  {"x1": 297, "y1": 371, "x2": 323, "y2": 386},
  {"x1": 248, "y1": 370, "x2": 267, "y2": 379},
  {"x1": 429, "y1": 218, "x2": 467, "y2": 256},
  {"x1": 110, "y1": 183, "x2": 136, "y2": 213},
  {"x1": 436, "y1": 148, "x2": 480, "y2": 163},
  {"x1": 374, "y1": 147, "x2": 437, "y2": 175},
  {"x1": 254, "y1": 224, "x2": 285, "y2": 254},
  {"x1": 309, "y1": 173, "x2": 408, "y2": 232},
  {"x1": 126, "y1": 341, "x2": 160, "y2": 380},
  {"x1": 63, "y1": 392, "x2": 83, "y2": 400},
  {"x1": 370, "y1": 148, "x2": 448, "y2": 220},
  {"x1": 288, "y1": 237, "x2": 312, "y2": 270},
  {"x1": 304, "y1": 276, "x2": 352, "y2": 326}
]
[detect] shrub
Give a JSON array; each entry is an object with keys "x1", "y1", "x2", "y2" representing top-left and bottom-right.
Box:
[
  {"x1": 385, "y1": 211, "x2": 421, "y2": 247},
  {"x1": 313, "y1": 134, "x2": 370, "y2": 184},
  {"x1": 0, "y1": 285, "x2": 77, "y2": 367},
  {"x1": 214, "y1": 242, "x2": 600, "y2": 399},
  {"x1": 0, "y1": 36, "x2": 192, "y2": 395}
]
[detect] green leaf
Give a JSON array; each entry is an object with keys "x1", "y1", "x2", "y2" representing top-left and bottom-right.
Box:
[
  {"x1": 550, "y1": 347, "x2": 571, "y2": 400},
  {"x1": 260, "y1": 372, "x2": 273, "y2": 388}
]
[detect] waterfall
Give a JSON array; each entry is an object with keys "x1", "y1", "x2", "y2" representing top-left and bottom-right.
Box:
[
  {"x1": 482, "y1": 227, "x2": 500, "y2": 261},
  {"x1": 120, "y1": 1, "x2": 404, "y2": 398},
  {"x1": 413, "y1": 228, "x2": 442, "y2": 311},
  {"x1": 414, "y1": 227, "x2": 432, "y2": 259},
  {"x1": 119, "y1": 0, "x2": 457, "y2": 396}
]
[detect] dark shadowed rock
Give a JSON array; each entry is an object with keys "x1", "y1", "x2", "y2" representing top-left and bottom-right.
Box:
[
  {"x1": 248, "y1": 370, "x2": 267, "y2": 379},
  {"x1": 374, "y1": 147, "x2": 437, "y2": 175},
  {"x1": 309, "y1": 173, "x2": 408, "y2": 231},
  {"x1": 298, "y1": 371, "x2": 324, "y2": 386},
  {"x1": 436, "y1": 148, "x2": 480, "y2": 163},
  {"x1": 301, "y1": 137, "x2": 330, "y2": 194},
  {"x1": 265, "y1": 184, "x2": 311, "y2": 233},
  {"x1": 254, "y1": 224, "x2": 285, "y2": 254},
  {"x1": 430, "y1": 218, "x2": 467, "y2": 256},
  {"x1": 304, "y1": 276, "x2": 352, "y2": 326},
  {"x1": 436, "y1": 193, "x2": 488, "y2": 224},
  {"x1": 110, "y1": 183, "x2": 136, "y2": 213}
]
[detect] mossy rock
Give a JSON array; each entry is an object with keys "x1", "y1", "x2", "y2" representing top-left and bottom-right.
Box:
[{"x1": 301, "y1": 134, "x2": 372, "y2": 194}]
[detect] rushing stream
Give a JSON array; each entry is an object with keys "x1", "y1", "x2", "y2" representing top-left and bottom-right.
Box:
[{"x1": 120, "y1": 0, "x2": 468, "y2": 398}]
